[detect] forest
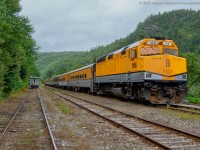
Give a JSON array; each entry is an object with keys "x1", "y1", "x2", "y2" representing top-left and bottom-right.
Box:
[
  {"x1": 0, "y1": 0, "x2": 39, "y2": 99},
  {"x1": 37, "y1": 9, "x2": 200, "y2": 103}
]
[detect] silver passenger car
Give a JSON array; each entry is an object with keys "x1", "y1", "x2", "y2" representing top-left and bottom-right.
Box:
[{"x1": 29, "y1": 76, "x2": 40, "y2": 88}]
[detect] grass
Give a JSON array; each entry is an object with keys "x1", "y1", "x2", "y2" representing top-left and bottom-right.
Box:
[
  {"x1": 69, "y1": 130, "x2": 76, "y2": 138},
  {"x1": 164, "y1": 109, "x2": 200, "y2": 120},
  {"x1": 175, "y1": 112, "x2": 199, "y2": 120},
  {"x1": 187, "y1": 96, "x2": 200, "y2": 104},
  {"x1": 59, "y1": 125, "x2": 77, "y2": 139},
  {"x1": 0, "y1": 99, "x2": 4, "y2": 103},
  {"x1": 56, "y1": 102, "x2": 72, "y2": 114},
  {"x1": 0, "y1": 87, "x2": 28, "y2": 104},
  {"x1": 78, "y1": 122, "x2": 91, "y2": 129},
  {"x1": 18, "y1": 139, "x2": 33, "y2": 145}
]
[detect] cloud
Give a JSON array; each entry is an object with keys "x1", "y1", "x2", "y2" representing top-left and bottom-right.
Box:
[{"x1": 20, "y1": 0, "x2": 200, "y2": 52}]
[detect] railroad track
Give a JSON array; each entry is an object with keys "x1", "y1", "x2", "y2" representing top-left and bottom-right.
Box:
[
  {"x1": 49, "y1": 89, "x2": 200, "y2": 150},
  {"x1": 0, "y1": 89, "x2": 57, "y2": 150},
  {"x1": 0, "y1": 92, "x2": 30, "y2": 143},
  {"x1": 168, "y1": 104, "x2": 200, "y2": 115}
]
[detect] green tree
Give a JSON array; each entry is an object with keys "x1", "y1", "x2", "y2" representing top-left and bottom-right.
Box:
[{"x1": 0, "y1": 0, "x2": 39, "y2": 98}]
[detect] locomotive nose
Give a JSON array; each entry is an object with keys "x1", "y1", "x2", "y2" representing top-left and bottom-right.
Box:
[{"x1": 143, "y1": 54, "x2": 187, "y2": 78}]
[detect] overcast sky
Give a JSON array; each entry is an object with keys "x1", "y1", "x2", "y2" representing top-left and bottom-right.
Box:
[{"x1": 20, "y1": 0, "x2": 200, "y2": 52}]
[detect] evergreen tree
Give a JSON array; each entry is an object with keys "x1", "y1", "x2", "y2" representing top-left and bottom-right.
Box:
[{"x1": 0, "y1": 0, "x2": 39, "y2": 98}]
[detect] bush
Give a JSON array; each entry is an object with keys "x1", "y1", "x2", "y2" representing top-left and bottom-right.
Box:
[{"x1": 187, "y1": 96, "x2": 200, "y2": 104}]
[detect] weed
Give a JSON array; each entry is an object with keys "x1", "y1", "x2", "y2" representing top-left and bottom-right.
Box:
[
  {"x1": 164, "y1": 109, "x2": 200, "y2": 120},
  {"x1": 69, "y1": 130, "x2": 76, "y2": 138},
  {"x1": 18, "y1": 139, "x2": 33, "y2": 145},
  {"x1": 79, "y1": 123, "x2": 88, "y2": 128},
  {"x1": 56, "y1": 102, "x2": 72, "y2": 114}
]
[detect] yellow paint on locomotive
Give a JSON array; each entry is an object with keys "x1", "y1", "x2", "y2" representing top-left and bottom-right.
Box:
[
  {"x1": 96, "y1": 49, "x2": 131, "y2": 76},
  {"x1": 96, "y1": 38, "x2": 187, "y2": 80}
]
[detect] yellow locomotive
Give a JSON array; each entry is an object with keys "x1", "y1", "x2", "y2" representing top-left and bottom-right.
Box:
[
  {"x1": 45, "y1": 38, "x2": 187, "y2": 104},
  {"x1": 95, "y1": 38, "x2": 187, "y2": 104}
]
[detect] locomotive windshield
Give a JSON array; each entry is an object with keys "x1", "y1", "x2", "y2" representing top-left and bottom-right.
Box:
[
  {"x1": 163, "y1": 48, "x2": 178, "y2": 56},
  {"x1": 140, "y1": 47, "x2": 161, "y2": 56}
]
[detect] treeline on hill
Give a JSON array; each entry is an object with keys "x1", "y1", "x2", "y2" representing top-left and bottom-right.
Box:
[
  {"x1": 0, "y1": 1, "x2": 39, "y2": 99},
  {"x1": 37, "y1": 9, "x2": 200, "y2": 103}
]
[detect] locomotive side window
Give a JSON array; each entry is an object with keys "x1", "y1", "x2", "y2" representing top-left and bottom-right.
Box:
[
  {"x1": 121, "y1": 46, "x2": 129, "y2": 55},
  {"x1": 97, "y1": 55, "x2": 106, "y2": 63},
  {"x1": 108, "y1": 54, "x2": 113, "y2": 60},
  {"x1": 121, "y1": 50, "x2": 126, "y2": 55},
  {"x1": 131, "y1": 50, "x2": 136, "y2": 59}
]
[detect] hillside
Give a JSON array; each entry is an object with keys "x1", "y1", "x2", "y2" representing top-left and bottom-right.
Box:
[
  {"x1": 37, "y1": 9, "x2": 200, "y2": 102},
  {"x1": 37, "y1": 9, "x2": 200, "y2": 78}
]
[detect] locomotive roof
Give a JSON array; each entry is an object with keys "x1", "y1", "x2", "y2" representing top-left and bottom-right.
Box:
[
  {"x1": 112, "y1": 40, "x2": 143, "y2": 55},
  {"x1": 59, "y1": 63, "x2": 94, "y2": 77},
  {"x1": 97, "y1": 40, "x2": 143, "y2": 61},
  {"x1": 97, "y1": 37, "x2": 175, "y2": 61}
]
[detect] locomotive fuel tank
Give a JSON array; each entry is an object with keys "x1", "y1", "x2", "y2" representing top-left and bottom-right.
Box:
[{"x1": 111, "y1": 87, "x2": 127, "y2": 98}]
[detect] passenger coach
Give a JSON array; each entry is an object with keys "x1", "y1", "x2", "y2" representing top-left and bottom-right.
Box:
[{"x1": 45, "y1": 64, "x2": 95, "y2": 92}]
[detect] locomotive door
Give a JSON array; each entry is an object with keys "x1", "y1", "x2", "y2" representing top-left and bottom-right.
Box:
[
  {"x1": 127, "y1": 48, "x2": 137, "y2": 82},
  {"x1": 130, "y1": 48, "x2": 137, "y2": 72}
]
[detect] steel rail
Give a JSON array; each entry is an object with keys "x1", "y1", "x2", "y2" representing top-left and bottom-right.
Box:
[
  {"x1": 171, "y1": 104, "x2": 200, "y2": 110},
  {"x1": 37, "y1": 89, "x2": 58, "y2": 150},
  {"x1": 168, "y1": 107, "x2": 200, "y2": 115},
  {"x1": 0, "y1": 92, "x2": 30, "y2": 143},
  {"x1": 169, "y1": 104, "x2": 200, "y2": 115}
]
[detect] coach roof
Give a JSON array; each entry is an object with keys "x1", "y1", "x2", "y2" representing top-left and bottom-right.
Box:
[{"x1": 59, "y1": 64, "x2": 94, "y2": 77}]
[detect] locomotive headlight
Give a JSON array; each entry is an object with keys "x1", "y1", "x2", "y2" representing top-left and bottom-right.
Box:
[
  {"x1": 147, "y1": 41, "x2": 158, "y2": 45},
  {"x1": 163, "y1": 41, "x2": 172, "y2": 46},
  {"x1": 182, "y1": 74, "x2": 187, "y2": 79},
  {"x1": 146, "y1": 73, "x2": 152, "y2": 78}
]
